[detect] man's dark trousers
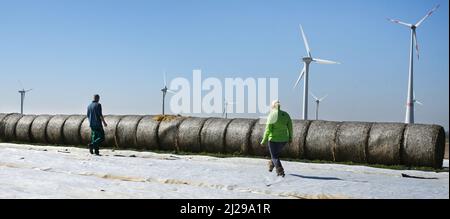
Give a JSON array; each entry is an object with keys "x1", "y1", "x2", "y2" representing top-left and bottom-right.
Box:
[{"x1": 90, "y1": 127, "x2": 105, "y2": 152}]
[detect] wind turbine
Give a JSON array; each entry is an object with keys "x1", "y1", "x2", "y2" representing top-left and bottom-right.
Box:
[
  {"x1": 18, "y1": 81, "x2": 32, "y2": 115},
  {"x1": 311, "y1": 93, "x2": 328, "y2": 120},
  {"x1": 222, "y1": 100, "x2": 236, "y2": 119},
  {"x1": 388, "y1": 4, "x2": 440, "y2": 124},
  {"x1": 294, "y1": 25, "x2": 340, "y2": 120},
  {"x1": 161, "y1": 72, "x2": 175, "y2": 116}
]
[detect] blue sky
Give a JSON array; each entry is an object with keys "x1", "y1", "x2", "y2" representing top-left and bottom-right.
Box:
[{"x1": 0, "y1": 0, "x2": 448, "y2": 129}]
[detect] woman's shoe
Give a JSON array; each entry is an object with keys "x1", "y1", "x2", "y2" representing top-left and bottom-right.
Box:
[
  {"x1": 276, "y1": 167, "x2": 285, "y2": 177},
  {"x1": 268, "y1": 161, "x2": 275, "y2": 172}
]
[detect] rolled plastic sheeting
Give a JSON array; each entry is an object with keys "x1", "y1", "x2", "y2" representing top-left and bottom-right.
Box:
[
  {"x1": 136, "y1": 116, "x2": 160, "y2": 150},
  {"x1": 225, "y1": 119, "x2": 256, "y2": 155},
  {"x1": 305, "y1": 121, "x2": 340, "y2": 161},
  {"x1": 402, "y1": 124, "x2": 446, "y2": 168},
  {"x1": 1, "y1": 114, "x2": 23, "y2": 141},
  {"x1": 116, "y1": 115, "x2": 143, "y2": 149},
  {"x1": 177, "y1": 117, "x2": 207, "y2": 152},
  {"x1": 158, "y1": 117, "x2": 185, "y2": 152},
  {"x1": 249, "y1": 119, "x2": 270, "y2": 157},
  {"x1": 335, "y1": 122, "x2": 372, "y2": 163},
  {"x1": 201, "y1": 118, "x2": 232, "y2": 153},
  {"x1": 30, "y1": 115, "x2": 52, "y2": 143},
  {"x1": 15, "y1": 115, "x2": 37, "y2": 142},
  {"x1": 281, "y1": 120, "x2": 311, "y2": 159},
  {"x1": 63, "y1": 115, "x2": 86, "y2": 146},
  {"x1": 367, "y1": 123, "x2": 405, "y2": 165},
  {"x1": 46, "y1": 115, "x2": 70, "y2": 145}
]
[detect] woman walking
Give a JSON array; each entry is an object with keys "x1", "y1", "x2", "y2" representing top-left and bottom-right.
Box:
[{"x1": 261, "y1": 100, "x2": 293, "y2": 177}]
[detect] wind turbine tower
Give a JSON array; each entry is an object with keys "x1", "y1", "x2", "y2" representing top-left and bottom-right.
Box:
[
  {"x1": 161, "y1": 72, "x2": 175, "y2": 116},
  {"x1": 18, "y1": 81, "x2": 32, "y2": 115},
  {"x1": 223, "y1": 100, "x2": 236, "y2": 119},
  {"x1": 311, "y1": 93, "x2": 328, "y2": 120}
]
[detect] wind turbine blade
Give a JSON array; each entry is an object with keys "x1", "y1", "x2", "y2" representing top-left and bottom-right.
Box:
[
  {"x1": 163, "y1": 72, "x2": 167, "y2": 87},
  {"x1": 166, "y1": 89, "x2": 176, "y2": 94},
  {"x1": 415, "y1": 5, "x2": 440, "y2": 27},
  {"x1": 310, "y1": 92, "x2": 319, "y2": 101},
  {"x1": 25, "y1": 89, "x2": 33, "y2": 92},
  {"x1": 18, "y1": 80, "x2": 24, "y2": 90},
  {"x1": 313, "y1": 58, "x2": 340, "y2": 65},
  {"x1": 319, "y1": 94, "x2": 328, "y2": 102},
  {"x1": 294, "y1": 65, "x2": 306, "y2": 89},
  {"x1": 415, "y1": 100, "x2": 423, "y2": 106},
  {"x1": 387, "y1": 18, "x2": 413, "y2": 28},
  {"x1": 413, "y1": 30, "x2": 419, "y2": 60},
  {"x1": 299, "y1": 24, "x2": 312, "y2": 57}
]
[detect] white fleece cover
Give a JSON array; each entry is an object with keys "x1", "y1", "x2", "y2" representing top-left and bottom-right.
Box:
[{"x1": 0, "y1": 143, "x2": 448, "y2": 199}]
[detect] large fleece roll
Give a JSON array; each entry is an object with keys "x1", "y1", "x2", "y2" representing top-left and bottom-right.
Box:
[
  {"x1": 0, "y1": 113, "x2": 10, "y2": 141},
  {"x1": 15, "y1": 115, "x2": 37, "y2": 142},
  {"x1": 81, "y1": 115, "x2": 123, "y2": 147},
  {"x1": 30, "y1": 115, "x2": 52, "y2": 143},
  {"x1": 80, "y1": 117, "x2": 91, "y2": 145},
  {"x1": 0, "y1": 113, "x2": 8, "y2": 123},
  {"x1": 367, "y1": 123, "x2": 405, "y2": 165},
  {"x1": 2, "y1": 113, "x2": 447, "y2": 168},
  {"x1": 158, "y1": 117, "x2": 185, "y2": 152},
  {"x1": 0, "y1": 113, "x2": 13, "y2": 141},
  {"x1": 136, "y1": 116, "x2": 160, "y2": 150},
  {"x1": 305, "y1": 121, "x2": 340, "y2": 161},
  {"x1": 402, "y1": 124, "x2": 446, "y2": 168},
  {"x1": 201, "y1": 118, "x2": 232, "y2": 153},
  {"x1": 335, "y1": 122, "x2": 372, "y2": 163},
  {"x1": 116, "y1": 115, "x2": 143, "y2": 149},
  {"x1": 1, "y1": 114, "x2": 23, "y2": 141},
  {"x1": 225, "y1": 119, "x2": 256, "y2": 155},
  {"x1": 102, "y1": 115, "x2": 123, "y2": 148},
  {"x1": 46, "y1": 115, "x2": 70, "y2": 145},
  {"x1": 62, "y1": 115, "x2": 86, "y2": 146},
  {"x1": 177, "y1": 117, "x2": 207, "y2": 152},
  {"x1": 281, "y1": 120, "x2": 311, "y2": 159},
  {"x1": 249, "y1": 119, "x2": 270, "y2": 157}
]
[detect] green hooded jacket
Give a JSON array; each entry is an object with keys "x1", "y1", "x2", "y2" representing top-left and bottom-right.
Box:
[{"x1": 261, "y1": 107, "x2": 293, "y2": 144}]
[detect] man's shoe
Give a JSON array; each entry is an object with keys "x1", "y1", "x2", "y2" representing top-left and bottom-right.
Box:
[
  {"x1": 88, "y1": 144, "x2": 94, "y2": 154},
  {"x1": 94, "y1": 149, "x2": 100, "y2": 156}
]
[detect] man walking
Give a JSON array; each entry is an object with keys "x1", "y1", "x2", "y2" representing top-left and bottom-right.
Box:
[
  {"x1": 261, "y1": 100, "x2": 293, "y2": 177},
  {"x1": 87, "y1": 94, "x2": 107, "y2": 155}
]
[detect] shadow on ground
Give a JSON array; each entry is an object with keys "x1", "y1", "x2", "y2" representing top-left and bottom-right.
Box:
[{"x1": 289, "y1": 174, "x2": 343, "y2": 181}]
